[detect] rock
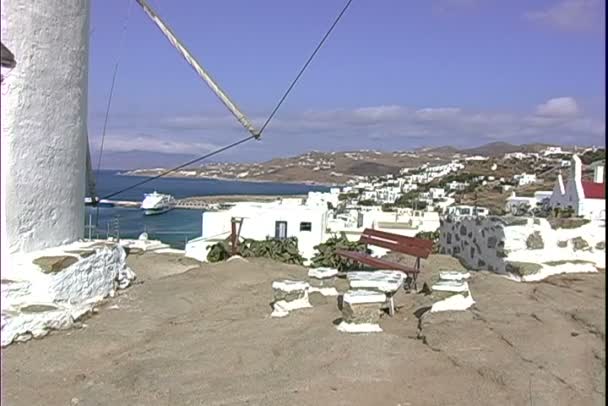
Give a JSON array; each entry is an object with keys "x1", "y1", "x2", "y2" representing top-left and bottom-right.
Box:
[
  {"x1": 20, "y1": 304, "x2": 58, "y2": 313},
  {"x1": 571, "y1": 237, "x2": 590, "y2": 251},
  {"x1": 341, "y1": 290, "x2": 386, "y2": 325},
  {"x1": 506, "y1": 261, "x2": 542, "y2": 277},
  {"x1": 32, "y1": 256, "x2": 79, "y2": 274},
  {"x1": 477, "y1": 259, "x2": 486, "y2": 268},
  {"x1": 459, "y1": 225, "x2": 467, "y2": 236},
  {"x1": 487, "y1": 236, "x2": 497, "y2": 249},
  {"x1": 419, "y1": 282, "x2": 432, "y2": 295},
  {"x1": 533, "y1": 218, "x2": 541, "y2": 225},
  {"x1": 557, "y1": 240, "x2": 568, "y2": 248},
  {"x1": 499, "y1": 216, "x2": 528, "y2": 226},
  {"x1": 595, "y1": 241, "x2": 605, "y2": 250},
  {"x1": 446, "y1": 233, "x2": 452, "y2": 244},
  {"x1": 65, "y1": 250, "x2": 96, "y2": 258},
  {"x1": 272, "y1": 280, "x2": 308, "y2": 302},
  {"x1": 308, "y1": 291, "x2": 329, "y2": 306},
  {"x1": 308, "y1": 267, "x2": 338, "y2": 288},
  {"x1": 496, "y1": 248, "x2": 508, "y2": 258},
  {"x1": 525, "y1": 231, "x2": 544, "y2": 250},
  {"x1": 138, "y1": 232, "x2": 149, "y2": 240}
]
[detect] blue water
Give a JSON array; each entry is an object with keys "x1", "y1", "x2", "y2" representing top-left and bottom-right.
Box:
[{"x1": 86, "y1": 171, "x2": 330, "y2": 248}]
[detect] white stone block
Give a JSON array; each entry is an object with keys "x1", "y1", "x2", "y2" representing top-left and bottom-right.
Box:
[
  {"x1": 432, "y1": 280, "x2": 469, "y2": 293},
  {"x1": 439, "y1": 271, "x2": 471, "y2": 281},
  {"x1": 308, "y1": 267, "x2": 338, "y2": 279},
  {"x1": 347, "y1": 271, "x2": 403, "y2": 293}
]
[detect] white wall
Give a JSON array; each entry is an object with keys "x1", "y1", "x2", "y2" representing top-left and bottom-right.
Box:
[
  {"x1": 193, "y1": 202, "x2": 329, "y2": 261},
  {"x1": 439, "y1": 216, "x2": 605, "y2": 276},
  {"x1": 1, "y1": 0, "x2": 90, "y2": 261}
]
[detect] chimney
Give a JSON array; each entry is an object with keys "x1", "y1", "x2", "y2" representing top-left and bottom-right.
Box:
[{"x1": 594, "y1": 165, "x2": 604, "y2": 184}]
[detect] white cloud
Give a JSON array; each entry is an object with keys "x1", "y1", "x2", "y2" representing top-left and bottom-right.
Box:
[
  {"x1": 91, "y1": 133, "x2": 220, "y2": 155},
  {"x1": 524, "y1": 0, "x2": 603, "y2": 32},
  {"x1": 89, "y1": 97, "x2": 604, "y2": 161},
  {"x1": 535, "y1": 97, "x2": 580, "y2": 117}
]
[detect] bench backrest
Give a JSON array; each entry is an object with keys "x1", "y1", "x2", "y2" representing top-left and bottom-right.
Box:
[{"x1": 359, "y1": 228, "x2": 433, "y2": 259}]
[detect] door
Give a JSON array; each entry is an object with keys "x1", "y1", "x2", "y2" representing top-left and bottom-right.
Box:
[{"x1": 275, "y1": 221, "x2": 287, "y2": 239}]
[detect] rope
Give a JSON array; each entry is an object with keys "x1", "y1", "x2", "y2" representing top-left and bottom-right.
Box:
[
  {"x1": 101, "y1": 0, "x2": 354, "y2": 200},
  {"x1": 94, "y1": 0, "x2": 133, "y2": 223}
]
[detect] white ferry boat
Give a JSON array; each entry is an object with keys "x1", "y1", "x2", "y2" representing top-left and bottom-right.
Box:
[{"x1": 141, "y1": 191, "x2": 176, "y2": 215}]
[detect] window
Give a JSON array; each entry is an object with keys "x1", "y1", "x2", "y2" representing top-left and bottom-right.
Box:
[
  {"x1": 300, "y1": 222, "x2": 312, "y2": 231},
  {"x1": 275, "y1": 221, "x2": 287, "y2": 239}
]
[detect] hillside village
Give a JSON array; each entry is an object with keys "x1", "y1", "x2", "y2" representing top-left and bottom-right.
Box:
[{"x1": 185, "y1": 144, "x2": 605, "y2": 274}]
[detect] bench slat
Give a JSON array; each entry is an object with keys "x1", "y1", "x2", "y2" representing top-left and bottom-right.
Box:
[
  {"x1": 361, "y1": 228, "x2": 433, "y2": 251},
  {"x1": 336, "y1": 250, "x2": 420, "y2": 275},
  {"x1": 360, "y1": 235, "x2": 431, "y2": 259}
]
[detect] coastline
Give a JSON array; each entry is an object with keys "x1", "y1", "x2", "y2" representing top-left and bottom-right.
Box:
[{"x1": 118, "y1": 171, "x2": 342, "y2": 187}]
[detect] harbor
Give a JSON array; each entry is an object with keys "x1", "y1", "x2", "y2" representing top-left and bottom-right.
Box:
[{"x1": 87, "y1": 194, "x2": 309, "y2": 210}]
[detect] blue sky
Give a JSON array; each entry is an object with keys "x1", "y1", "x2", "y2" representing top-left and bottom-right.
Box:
[{"x1": 89, "y1": 0, "x2": 605, "y2": 165}]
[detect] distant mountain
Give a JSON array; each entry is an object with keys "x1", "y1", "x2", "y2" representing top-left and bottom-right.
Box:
[
  {"x1": 459, "y1": 142, "x2": 522, "y2": 157},
  {"x1": 98, "y1": 150, "x2": 198, "y2": 170}
]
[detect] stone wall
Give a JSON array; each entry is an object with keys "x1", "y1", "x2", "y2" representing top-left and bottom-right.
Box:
[{"x1": 439, "y1": 215, "x2": 605, "y2": 279}]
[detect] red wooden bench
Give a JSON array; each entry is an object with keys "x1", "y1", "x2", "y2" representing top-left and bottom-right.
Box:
[{"x1": 336, "y1": 228, "x2": 433, "y2": 290}]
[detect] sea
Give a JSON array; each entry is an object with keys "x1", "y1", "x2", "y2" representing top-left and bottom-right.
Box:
[{"x1": 85, "y1": 170, "x2": 330, "y2": 249}]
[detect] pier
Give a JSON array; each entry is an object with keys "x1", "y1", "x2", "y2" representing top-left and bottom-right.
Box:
[{"x1": 85, "y1": 194, "x2": 307, "y2": 211}]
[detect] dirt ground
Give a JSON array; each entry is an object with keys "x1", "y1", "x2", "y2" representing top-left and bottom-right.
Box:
[{"x1": 1, "y1": 253, "x2": 605, "y2": 406}]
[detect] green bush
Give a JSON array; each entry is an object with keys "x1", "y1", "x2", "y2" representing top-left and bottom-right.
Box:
[
  {"x1": 240, "y1": 237, "x2": 304, "y2": 265},
  {"x1": 311, "y1": 233, "x2": 370, "y2": 271},
  {"x1": 414, "y1": 230, "x2": 440, "y2": 254},
  {"x1": 206, "y1": 239, "x2": 232, "y2": 262},
  {"x1": 207, "y1": 237, "x2": 304, "y2": 265}
]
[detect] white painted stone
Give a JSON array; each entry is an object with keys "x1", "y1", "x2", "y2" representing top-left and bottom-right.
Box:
[
  {"x1": 272, "y1": 280, "x2": 310, "y2": 292},
  {"x1": 343, "y1": 289, "x2": 387, "y2": 305},
  {"x1": 432, "y1": 280, "x2": 469, "y2": 293},
  {"x1": 430, "y1": 292, "x2": 475, "y2": 313},
  {"x1": 1, "y1": 242, "x2": 135, "y2": 347},
  {"x1": 439, "y1": 271, "x2": 471, "y2": 281},
  {"x1": 227, "y1": 255, "x2": 248, "y2": 262},
  {"x1": 347, "y1": 271, "x2": 403, "y2": 293},
  {"x1": 1, "y1": 0, "x2": 91, "y2": 262},
  {"x1": 439, "y1": 216, "x2": 606, "y2": 280},
  {"x1": 308, "y1": 286, "x2": 339, "y2": 296},
  {"x1": 308, "y1": 267, "x2": 339, "y2": 279},
  {"x1": 519, "y1": 262, "x2": 598, "y2": 282},
  {"x1": 336, "y1": 321, "x2": 383, "y2": 333},
  {"x1": 270, "y1": 295, "x2": 312, "y2": 318}
]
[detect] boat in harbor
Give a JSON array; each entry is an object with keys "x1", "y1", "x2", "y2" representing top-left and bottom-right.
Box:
[{"x1": 141, "y1": 191, "x2": 176, "y2": 215}]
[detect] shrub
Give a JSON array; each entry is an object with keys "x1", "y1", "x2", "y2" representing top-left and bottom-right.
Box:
[
  {"x1": 311, "y1": 233, "x2": 370, "y2": 271},
  {"x1": 207, "y1": 237, "x2": 304, "y2": 265},
  {"x1": 415, "y1": 230, "x2": 440, "y2": 254},
  {"x1": 206, "y1": 239, "x2": 232, "y2": 263}
]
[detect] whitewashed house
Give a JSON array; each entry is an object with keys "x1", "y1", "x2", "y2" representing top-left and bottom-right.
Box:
[
  {"x1": 549, "y1": 155, "x2": 605, "y2": 220},
  {"x1": 513, "y1": 173, "x2": 537, "y2": 186},
  {"x1": 445, "y1": 205, "x2": 489, "y2": 217},
  {"x1": 185, "y1": 194, "x2": 333, "y2": 263}
]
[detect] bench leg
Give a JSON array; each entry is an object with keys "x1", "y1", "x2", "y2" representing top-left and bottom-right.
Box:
[{"x1": 388, "y1": 296, "x2": 395, "y2": 317}]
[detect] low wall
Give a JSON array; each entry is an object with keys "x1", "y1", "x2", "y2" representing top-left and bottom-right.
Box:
[{"x1": 438, "y1": 216, "x2": 605, "y2": 279}]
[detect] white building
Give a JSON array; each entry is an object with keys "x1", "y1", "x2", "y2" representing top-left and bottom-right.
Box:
[
  {"x1": 445, "y1": 205, "x2": 489, "y2": 217},
  {"x1": 542, "y1": 146, "x2": 571, "y2": 156},
  {"x1": 513, "y1": 173, "x2": 537, "y2": 186},
  {"x1": 186, "y1": 196, "x2": 332, "y2": 263},
  {"x1": 447, "y1": 181, "x2": 469, "y2": 191},
  {"x1": 429, "y1": 187, "x2": 446, "y2": 200},
  {"x1": 549, "y1": 155, "x2": 605, "y2": 220}
]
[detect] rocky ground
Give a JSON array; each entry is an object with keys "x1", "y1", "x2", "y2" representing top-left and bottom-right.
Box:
[{"x1": 1, "y1": 253, "x2": 604, "y2": 406}]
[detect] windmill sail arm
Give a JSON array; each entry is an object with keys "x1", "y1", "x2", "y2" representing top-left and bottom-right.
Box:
[{"x1": 134, "y1": 0, "x2": 260, "y2": 139}]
